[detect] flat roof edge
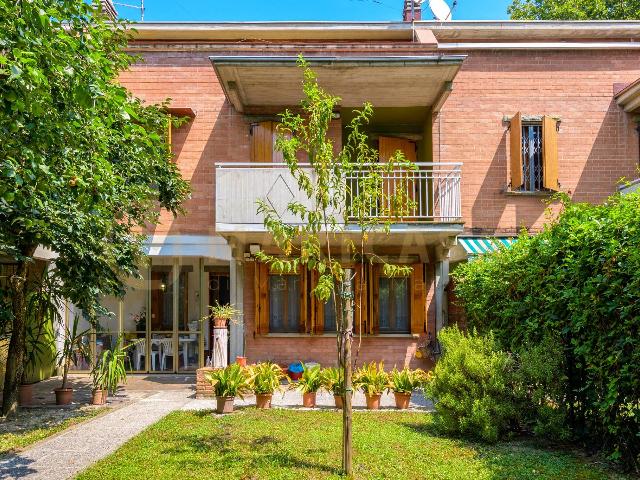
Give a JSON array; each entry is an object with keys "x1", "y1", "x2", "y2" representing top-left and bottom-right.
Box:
[{"x1": 208, "y1": 54, "x2": 467, "y2": 65}]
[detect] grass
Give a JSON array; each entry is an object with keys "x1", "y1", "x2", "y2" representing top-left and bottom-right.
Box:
[
  {"x1": 0, "y1": 407, "x2": 106, "y2": 456},
  {"x1": 76, "y1": 409, "x2": 627, "y2": 480}
]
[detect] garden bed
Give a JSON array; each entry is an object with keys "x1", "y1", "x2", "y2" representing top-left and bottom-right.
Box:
[
  {"x1": 76, "y1": 409, "x2": 627, "y2": 479},
  {"x1": 0, "y1": 405, "x2": 107, "y2": 455}
]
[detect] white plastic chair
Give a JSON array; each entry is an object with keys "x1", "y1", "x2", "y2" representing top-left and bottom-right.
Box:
[
  {"x1": 159, "y1": 338, "x2": 188, "y2": 371},
  {"x1": 134, "y1": 340, "x2": 157, "y2": 371}
]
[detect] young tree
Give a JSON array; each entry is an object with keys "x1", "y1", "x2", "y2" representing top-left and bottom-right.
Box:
[
  {"x1": 256, "y1": 58, "x2": 414, "y2": 476},
  {"x1": 509, "y1": 0, "x2": 640, "y2": 19},
  {"x1": 0, "y1": 0, "x2": 190, "y2": 415}
]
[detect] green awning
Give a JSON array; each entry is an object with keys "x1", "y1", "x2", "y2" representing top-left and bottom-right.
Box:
[{"x1": 459, "y1": 237, "x2": 515, "y2": 256}]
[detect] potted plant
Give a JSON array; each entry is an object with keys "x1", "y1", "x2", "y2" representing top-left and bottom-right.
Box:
[
  {"x1": 204, "y1": 302, "x2": 241, "y2": 328},
  {"x1": 205, "y1": 363, "x2": 251, "y2": 414},
  {"x1": 249, "y1": 362, "x2": 285, "y2": 409},
  {"x1": 90, "y1": 338, "x2": 132, "y2": 405},
  {"x1": 321, "y1": 367, "x2": 345, "y2": 409},
  {"x1": 388, "y1": 367, "x2": 429, "y2": 410},
  {"x1": 295, "y1": 363, "x2": 323, "y2": 408},
  {"x1": 55, "y1": 315, "x2": 90, "y2": 405},
  {"x1": 354, "y1": 362, "x2": 389, "y2": 410}
]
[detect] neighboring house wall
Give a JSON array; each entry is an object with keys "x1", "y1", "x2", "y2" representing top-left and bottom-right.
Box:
[{"x1": 433, "y1": 49, "x2": 640, "y2": 235}]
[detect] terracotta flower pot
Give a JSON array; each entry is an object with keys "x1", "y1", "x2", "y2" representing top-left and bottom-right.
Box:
[
  {"x1": 365, "y1": 393, "x2": 381, "y2": 410},
  {"x1": 18, "y1": 384, "x2": 33, "y2": 406},
  {"x1": 256, "y1": 393, "x2": 272, "y2": 409},
  {"x1": 236, "y1": 356, "x2": 247, "y2": 367},
  {"x1": 302, "y1": 392, "x2": 317, "y2": 408},
  {"x1": 214, "y1": 317, "x2": 228, "y2": 328},
  {"x1": 334, "y1": 394, "x2": 344, "y2": 409},
  {"x1": 216, "y1": 396, "x2": 235, "y2": 414},
  {"x1": 91, "y1": 389, "x2": 107, "y2": 405},
  {"x1": 394, "y1": 392, "x2": 411, "y2": 410},
  {"x1": 55, "y1": 388, "x2": 73, "y2": 406}
]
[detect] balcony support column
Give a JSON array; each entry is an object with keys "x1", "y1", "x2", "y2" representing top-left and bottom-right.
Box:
[
  {"x1": 435, "y1": 238, "x2": 456, "y2": 334},
  {"x1": 229, "y1": 254, "x2": 245, "y2": 361}
]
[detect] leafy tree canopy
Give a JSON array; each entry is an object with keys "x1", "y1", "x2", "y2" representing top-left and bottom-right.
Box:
[
  {"x1": 0, "y1": 0, "x2": 189, "y2": 414},
  {"x1": 509, "y1": 0, "x2": 640, "y2": 19}
]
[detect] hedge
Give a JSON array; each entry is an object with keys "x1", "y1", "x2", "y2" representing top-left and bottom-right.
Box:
[{"x1": 452, "y1": 193, "x2": 640, "y2": 470}]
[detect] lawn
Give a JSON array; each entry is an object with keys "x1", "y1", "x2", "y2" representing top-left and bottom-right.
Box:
[
  {"x1": 0, "y1": 406, "x2": 106, "y2": 455},
  {"x1": 76, "y1": 409, "x2": 626, "y2": 480}
]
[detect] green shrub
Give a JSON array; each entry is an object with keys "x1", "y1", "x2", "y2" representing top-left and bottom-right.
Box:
[
  {"x1": 453, "y1": 192, "x2": 640, "y2": 469},
  {"x1": 426, "y1": 327, "x2": 518, "y2": 443}
]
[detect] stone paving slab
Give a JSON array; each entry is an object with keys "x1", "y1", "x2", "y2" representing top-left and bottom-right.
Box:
[{"x1": 0, "y1": 390, "x2": 192, "y2": 480}]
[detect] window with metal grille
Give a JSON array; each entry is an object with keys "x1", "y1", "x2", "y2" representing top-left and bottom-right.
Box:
[{"x1": 521, "y1": 123, "x2": 544, "y2": 192}]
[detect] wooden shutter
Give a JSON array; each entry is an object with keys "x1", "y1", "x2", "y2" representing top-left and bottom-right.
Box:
[
  {"x1": 353, "y1": 264, "x2": 369, "y2": 335},
  {"x1": 254, "y1": 263, "x2": 270, "y2": 335},
  {"x1": 509, "y1": 112, "x2": 523, "y2": 190},
  {"x1": 310, "y1": 270, "x2": 324, "y2": 335},
  {"x1": 542, "y1": 116, "x2": 559, "y2": 191},
  {"x1": 410, "y1": 263, "x2": 426, "y2": 335},
  {"x1": 251, "y1": 121, "x2": 283, "y2": 163},
  {"x1": 299, "y1": 270, "x2": 308, "y2": 334},
  {"x1": 371, "y1": 264, "x2": 381, "y2": 335}
]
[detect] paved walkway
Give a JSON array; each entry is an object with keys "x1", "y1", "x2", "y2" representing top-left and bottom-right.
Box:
[{"x1": 0, "y1": 376, "x2": 432, "y2": 480}]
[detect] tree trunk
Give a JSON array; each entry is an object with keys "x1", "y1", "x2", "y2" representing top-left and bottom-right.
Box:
[
  {"x1": 341, "y1": 268, "x2": 353, "y2": 477},
  {"x1": 2, "y1": 247, "x2": 35, "y2": 417}
]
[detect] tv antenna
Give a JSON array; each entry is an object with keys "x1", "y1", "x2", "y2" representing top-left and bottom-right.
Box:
[
  {"x1": 114, "y1": 0, "x2": 145, "y2": 21},
  {"x1": 427, "y1": 0, "x2": 456, "y2": 21}
]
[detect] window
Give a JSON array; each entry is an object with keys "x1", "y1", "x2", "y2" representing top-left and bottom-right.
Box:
[
  {"x1": 254, "y1": 262, "x2": 425, "y2": 336},
  {"x1": 323, "y1": 293, "x2": 337, "y2": 332},
  {"x1": 510, "y1": 113, "x2": 559, "y2": 192},
  {"x1": 372, "y1": 263, "x2": 426, "y2": 336},
  {"x1": 268, "y1": 274, "x2": 301, "y2": 333},
  {"x1": 378, "y1": 276, "x2": 410, "y2": 333},
  {"x1": 521, "y1": 123, "x2": 543, "y2": 192}
]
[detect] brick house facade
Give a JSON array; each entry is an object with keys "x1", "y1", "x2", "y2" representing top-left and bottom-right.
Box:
[{"x1": 81, "y1": 18, "x2": 640, "y2": 374}]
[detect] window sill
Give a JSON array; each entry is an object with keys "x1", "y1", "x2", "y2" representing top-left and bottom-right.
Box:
[
  {"x1": 258, "y1": 333, "x2": 418, "y2": 339},
  {"x1": 503, "y1": 189, "x2": 556, "y2": 197}
]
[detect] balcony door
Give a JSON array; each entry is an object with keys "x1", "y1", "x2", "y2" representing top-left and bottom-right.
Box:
[
  {"x1": 379, "y1": 136, "x2": 418, "y2": 219},
  {"x1": 251, "y1": 121, "x2": 283, "y2": 163}
]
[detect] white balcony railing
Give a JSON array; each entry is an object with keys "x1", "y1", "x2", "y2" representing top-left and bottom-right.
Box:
[{"x1": 215, "y1": 162, "x2": 462, "y2": 229}]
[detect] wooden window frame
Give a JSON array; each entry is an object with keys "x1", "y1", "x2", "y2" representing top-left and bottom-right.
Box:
[{"x1": 254, "y1": 263, "x2": 306, "y2": 335}]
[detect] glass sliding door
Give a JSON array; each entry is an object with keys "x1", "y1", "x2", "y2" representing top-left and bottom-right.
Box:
[
  {"x1": 150, "y1": 262, "x2": 175, "y2": 372},
  {"x1": 122, "y1": 268, "x2": 149, "y2": 372},
  {"x1": 177, "y1": 258, "x2": 200, "y2": 372}
]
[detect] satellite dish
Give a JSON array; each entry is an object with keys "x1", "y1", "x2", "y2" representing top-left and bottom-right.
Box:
[{"x1": 428, "y1": 0, "x2": 452, "y2": 21}]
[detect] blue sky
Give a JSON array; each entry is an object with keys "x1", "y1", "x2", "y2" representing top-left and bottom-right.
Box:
[{"x1": 115, "y1": 0, "x2": 512, "y2": 22}]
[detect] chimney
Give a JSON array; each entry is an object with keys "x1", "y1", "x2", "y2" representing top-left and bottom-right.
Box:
[
  {"x1": 100, "y1": 0, "x2": 118, "y2": 21},
  {"x1": 402, "y1": 0, "x2": 422, "y2": 22}
]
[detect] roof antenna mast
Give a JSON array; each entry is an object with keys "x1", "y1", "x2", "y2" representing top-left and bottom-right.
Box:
[{"x1": 114, "y1": 0, "x2": 145, "y2": 21}]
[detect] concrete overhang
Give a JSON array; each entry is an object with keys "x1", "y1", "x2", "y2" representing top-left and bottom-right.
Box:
[{"x1": 209, "y1": 55, "x2": 466, "y2": 112}]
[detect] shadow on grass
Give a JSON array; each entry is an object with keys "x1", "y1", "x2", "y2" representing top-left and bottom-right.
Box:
[{"x1": 159, "y1": 425, "x2": 341, "y2": 476}]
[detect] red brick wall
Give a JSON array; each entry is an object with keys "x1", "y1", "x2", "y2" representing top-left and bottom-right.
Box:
[
  {"x1": 434, "y1": 49, "x2": 640, "y2": 235},
  {"x1": 243, "y1": 261, "x2": 436, "y2": 370},
  {"x1": 120, "y1": 48, "x2": 640, "y2": 237}
]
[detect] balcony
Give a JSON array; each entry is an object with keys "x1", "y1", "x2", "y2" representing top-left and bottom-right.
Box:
[{"x1": 215, "y1": 162, "x2": 463, "y2": 243}]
